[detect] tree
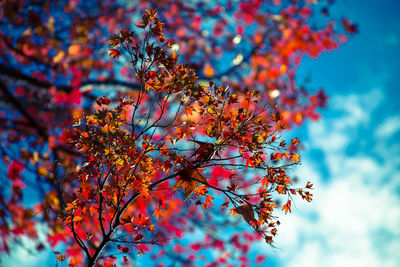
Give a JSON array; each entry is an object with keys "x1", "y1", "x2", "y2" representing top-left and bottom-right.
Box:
[{"x1": 0, "y1": 1, "x2": 356, "y2": 266}]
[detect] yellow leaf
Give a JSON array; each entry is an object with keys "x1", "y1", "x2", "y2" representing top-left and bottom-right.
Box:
[
  {"x1": 53, "y1": 50, "x2": 65, "y2": 63},
  {"x1": 207, "y1": 106, "x2": 216, "y2": 114},
  {"x1": 115, "y1": 158, "x2": 124, "y2": 170},
  {"x1": 33, "y1": 151, "x2": 40, "y2": 163}
]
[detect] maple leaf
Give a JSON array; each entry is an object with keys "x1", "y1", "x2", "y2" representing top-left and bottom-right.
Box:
[
  {"x1": 291, "y1": 137, "x2": 300, "y2": 146},
  {"x1": 153, "y1": 209, "x2": 163, "y2": 220},
  {"x1": 291, "y1": 153, "x2": 300, "y2": 163},
  {"x1": 194, "y1": 185, "x2": 208, "y2": 196},
  {"x1": 276, "y1": 185, "x2": 286, "y2": 194},
  {"x1": 172, "y1": 127, "x2": 184, "y2": 142},
  {"x1": 172, "y1": 165, "x2": 206, "y2": 200},
  {"x1": 202, "y1": 195, "x2": 214, "y2": 210},
  {"x1": 109, "y1": 49, "x2": 121, "y2": 59},
  {"x1": 271, "y1": 110, "x2": 282, "y2": 122},
  {"x1": 189, "y1": 140, "x2": 217, "y2": 163},
  {"x1": 282, "y1": 200, "x2": 291, "y2": 214},
  {"x1": 234, "y1": 204, "x2": 258, "y2": 228},
  {"x1": 7, "y1": 160, "x2": 25, "y2": 180},
  {"x1": 246, "y1": 157, "x2": 255, "y2": 168}
]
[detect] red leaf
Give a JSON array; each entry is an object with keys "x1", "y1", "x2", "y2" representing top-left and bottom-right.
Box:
[
  {"x1": 7, "y1": 161, "x2": 25, "y2": 180},
  {"x1": 255, "y1": 255, "x2": 267, "y2": 265},
  {"x1": 109, "y1": 49, "x2": 121, "y2": 59}
]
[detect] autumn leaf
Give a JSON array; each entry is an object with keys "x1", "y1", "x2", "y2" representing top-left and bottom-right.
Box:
[
  {"x1": 172, "y1": 127, "x2": 184, "y2": 142},
  {"x1": 202, "y1": 195, "x2": 214, "y2": 210},
  {"x1": 171, "y1": 166, "x2": 206, "y2": 200},
  {"x1": 291, "y1": 137, "x2": 300, "y2": 146},
  {"x1": 37, "y1": 166, "x2": 48, "y2": 176},
  {"x1": 203, "y1": 63, "x2": 215, "y2": 77},
  {"x1": 68, "y1": 44, "x2": 80, "y2": 56},
  {"x1": 194, "y1": 185, "x2": 208, "y2": 196},
  {"x1": 6, "y1": 161, "x2": 25, "y2": 181},
  {"x1": 291, "y1": 153, "x2": 300, "y2": 163},
  {"x1": 271, "y1": 110, "x2": 282, "y2": 122},
  {"x1": 153, "y1": 209, "x2": 164, "y2": 220},
  {"x1": 73, "y1": 215, "x2": 84, "y2": 223},
  {"x1": 109, "y1": 49, "x2": 121, "y2": 59},
  {"x1": 282, "y1": 200, "x2": 291, "y2": 214},
  {"x1": 341, "y1": 17, "x2": 358, "y2": 34},
  {"x1": 234, "y1": 204, "x2": 258, "y2": 227},
  {"x1": 88, "y1": 206, "x2": 97, "y2": 216},
  {"x1": 246, "y1": 157, "x2": 255, "y2": 168},
  {"x1": 53, "y1": 51, "x2": 65, "y2": 63},
  {"x1": 53, "y1": 251, "x2": 66, "y2": 262},
  {"x1": 276, "y1": 185, "x2": 286, "y2": 194},
  {"x1": 255, "y1": 255, "x2": 267, "y2": 265}
]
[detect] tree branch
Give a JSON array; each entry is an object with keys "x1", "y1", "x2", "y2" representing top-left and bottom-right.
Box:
[
  {"x1": 0, "y1": 64, "x2": 141, "y2": 92},
  {"x1": 0, "y1": 79, "x2": 48, "y2": 139}
]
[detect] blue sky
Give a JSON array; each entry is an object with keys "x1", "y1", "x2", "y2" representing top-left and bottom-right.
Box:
[{"x1": 2, "y1": 0, "x2": 400, "y2": 266}]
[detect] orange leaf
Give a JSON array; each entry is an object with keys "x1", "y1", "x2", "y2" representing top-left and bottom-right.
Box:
[
  {"x1": 291, "y1": 153, "x2": 300, "y2": 163},
  {"x1": 53, "y1": 51, "x2": 65, "y2": 63},
  {"x1": 89, "y1": 206, "x2": 97, "y2": 216},
  {"x1": 153, "y1": 209, "x2": 163, "y2": 220},
  {"x1": 291, "y1": 137, "x2": 300, "y2": 146},
  {"x1": 73, "y1": 215, "x2": 83, "y2": 222},
  {"x1": 202, "y1": 195, "x2": 214, "y2": 210},
  {"x1": 38, "y1": 166, "x2": 48, "y2": 176},
  {"x1": 194, "y1": 185, "x2": 208, "y2": 196},
  {"x1": 276, "y1": 185, "x2": 286, "y2": 194},
  {"x1": 246, "y1": 157, "x2": 255, "y2": 168},
  {"x1": 203, "y1": 63, "x2": 215, "y2": 78},
  {"x1": 68, "y1": 44, "x2": 80, "y2": 56},
  {"x1": 275, "y1": 153, "x2": 283, "y2": 161},
  {"x1": 282, "y1": 200, "x2": 291, "y2": 214}
]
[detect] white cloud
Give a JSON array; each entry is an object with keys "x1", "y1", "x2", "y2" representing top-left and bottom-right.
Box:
[
  {"x1": 375, "y1": 116, "x2": 400, "y2": 138},
  {"x1": 1, "y1": 237, "x2": 52, "y2": 267},
  {"x1": 263, "y1": 90, "x2": 400, "y2": 267}
]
